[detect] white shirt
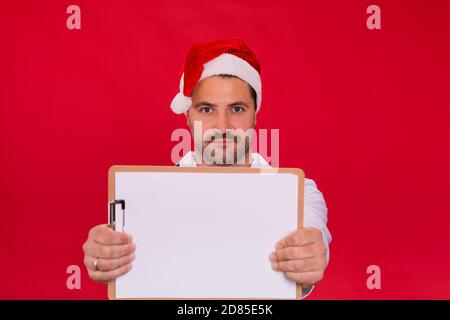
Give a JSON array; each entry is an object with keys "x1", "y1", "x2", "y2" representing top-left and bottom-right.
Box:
[{"x1": 177, "y1": 151, "x2": 332, "y2": 298}]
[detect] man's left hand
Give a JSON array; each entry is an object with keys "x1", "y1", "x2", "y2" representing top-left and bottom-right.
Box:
[{"x1": 269, "y1": 227, "x2": 327, "y2": 288}]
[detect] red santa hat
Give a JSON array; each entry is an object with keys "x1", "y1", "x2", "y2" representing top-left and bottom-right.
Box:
[{"x1": 170, "y1": 38, "x2": 262, "y2": 114}]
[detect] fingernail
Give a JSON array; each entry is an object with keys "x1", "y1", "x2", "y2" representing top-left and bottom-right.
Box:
[
  {"x1": 128, "y1": 234, "x2": 133, "y2": 243},
  {"x1": 269, "y1": 252, "x2": 277, "y2": 263},
  {"x1": 271, "y1": 263, "x2": 278, "y2": 270}
]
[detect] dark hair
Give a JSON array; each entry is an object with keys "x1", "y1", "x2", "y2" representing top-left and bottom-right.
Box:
[{"x1": 217, "y1": 74, "x2": 257, "y2": 110}]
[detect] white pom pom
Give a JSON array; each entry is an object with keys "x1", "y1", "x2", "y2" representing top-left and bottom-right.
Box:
[{"x1": 170, "y1": 92, "x2": 192, "y2": 114}]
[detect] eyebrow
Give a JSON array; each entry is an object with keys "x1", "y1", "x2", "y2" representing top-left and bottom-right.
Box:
[
  {"x1": 228, "y1": 101, "x2": 249, "y2": 107},
  {"x1": 193, "y1": 101, "x2": 216, "y2": 109},
  {"x1": 193, "y1": 101, "x2": 250, "y2": 108}
]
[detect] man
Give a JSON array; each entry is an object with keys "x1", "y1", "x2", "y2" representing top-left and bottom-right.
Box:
[{"x1": 82, "y1": 38, "x2": 332, "y2": 298}]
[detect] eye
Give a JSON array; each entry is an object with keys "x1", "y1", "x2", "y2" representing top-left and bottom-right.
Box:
[
  {"x1": 200, "y1": 106, "x2": 213, "y2": 113},
  {"x1": 232, "y1": 106, "x2": 245, "y2": 113}
]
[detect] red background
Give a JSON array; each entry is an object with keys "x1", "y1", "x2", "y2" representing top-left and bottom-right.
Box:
[{"x1": 1, "y1": 0, "x2": 449, "y2": 299}]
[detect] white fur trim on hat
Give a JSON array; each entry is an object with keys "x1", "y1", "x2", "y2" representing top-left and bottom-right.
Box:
[{"x1": 170, "y1": 53, "x2": 262, "y2": 114}]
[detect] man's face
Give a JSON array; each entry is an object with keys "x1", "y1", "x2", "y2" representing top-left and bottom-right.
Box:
[{"x1": 186, "y1": 76, "x2": 257, "y2": 165}]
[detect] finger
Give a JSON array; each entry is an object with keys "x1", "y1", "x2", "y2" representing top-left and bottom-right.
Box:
[
  {"x1": 275, "y1": 258, "x2": 319, "y2": 273},
  {"x1": 274, "y1": 245, "x2": 315, "y2": 262},
  {"x1": 88, "y1": 263, "x2": 133, "y2": 283},
  {"x1": 90, "y1": 225, "x2": 133, "y2": 245},
  {"x1": 284, "y1": 271, "x2": 324, "y2": 286},
  {"x1": 84, "y1": 240, "x2": 136, "y2": 259},
  {"x1": 275, "y1": 231, "x2": 297, "y2": 250},
  {"x1": 275, "y1": 228, "x2": 322, "y2": 250},
  {"x1": 84, "y1": 253, "x2": 136, "y2": 272}
]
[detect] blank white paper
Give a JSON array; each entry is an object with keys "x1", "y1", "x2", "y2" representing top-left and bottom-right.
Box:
[{"x1": 114, "y1": 171, "x2": 299, "y2": 299}]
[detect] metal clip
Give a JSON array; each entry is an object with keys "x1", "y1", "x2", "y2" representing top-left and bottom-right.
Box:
[{"x1": 109, "y1": 199, "x2": 126, "y2": 231}]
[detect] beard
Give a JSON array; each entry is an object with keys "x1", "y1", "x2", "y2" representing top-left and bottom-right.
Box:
[{"x1": 194, "y1": 129, "x2": 254, "y2": 166}]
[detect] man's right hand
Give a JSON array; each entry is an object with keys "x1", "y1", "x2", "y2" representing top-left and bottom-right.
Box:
[{"x1": 82, "y1": 224, "x2": 136, "y2": 283}]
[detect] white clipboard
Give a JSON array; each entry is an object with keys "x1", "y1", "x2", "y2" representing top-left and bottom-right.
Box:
[{"x1": 107, "y1": 165, "x2": 304, "y2": 300}]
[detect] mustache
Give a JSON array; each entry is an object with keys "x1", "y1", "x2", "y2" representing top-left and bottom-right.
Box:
[{"x1": 203, "y1": 131, "x2": 240, "y2": 143}]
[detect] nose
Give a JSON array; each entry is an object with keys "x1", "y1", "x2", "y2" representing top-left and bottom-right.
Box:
[{"x1": 213, "y1": 110, "x2": 230, "y2": 134}]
